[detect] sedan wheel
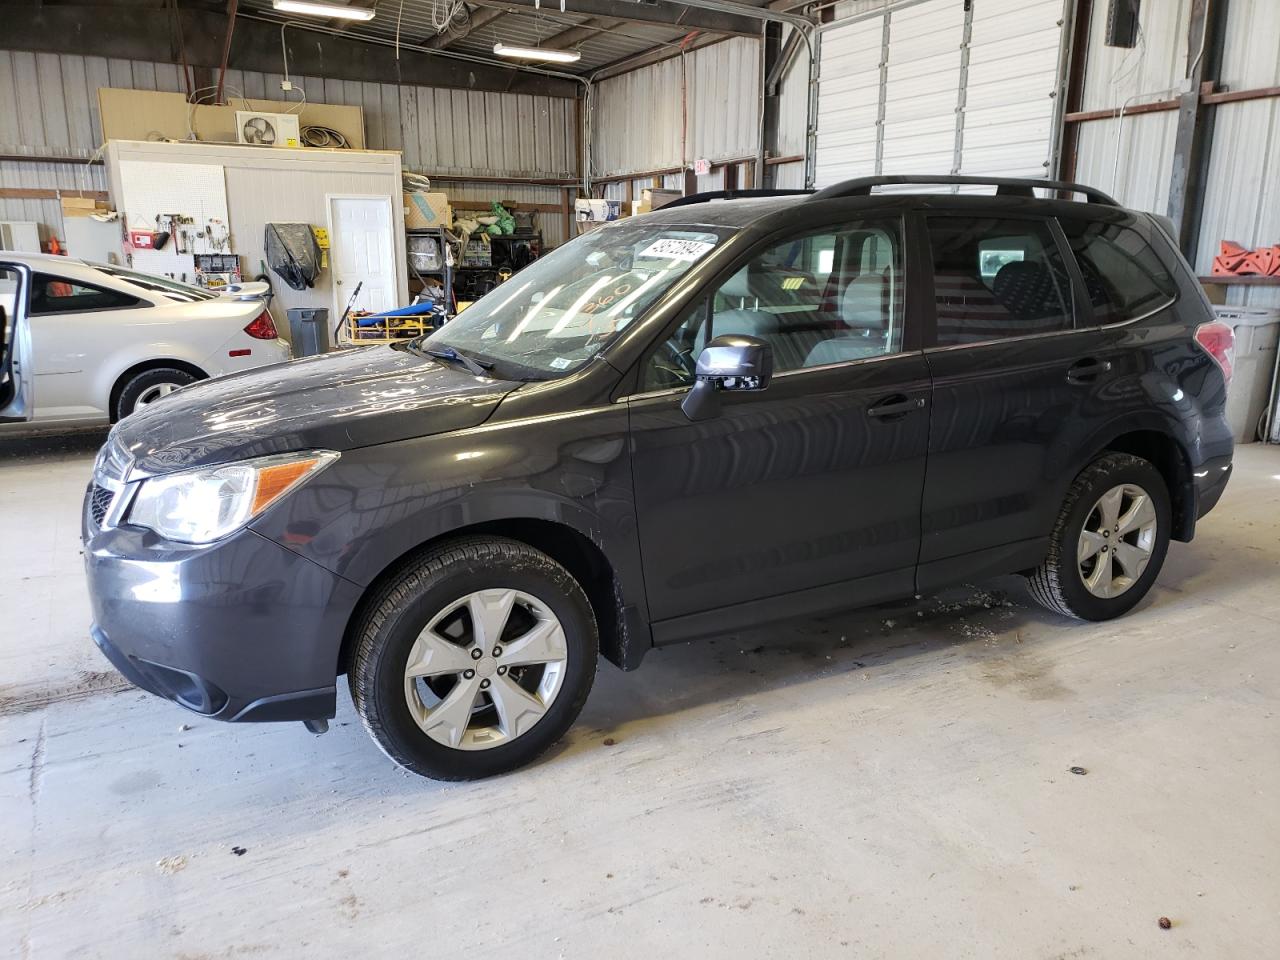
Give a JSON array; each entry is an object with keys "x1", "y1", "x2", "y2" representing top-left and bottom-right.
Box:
[{"x1": 135, "y1": 381, "x2": 184, "y2": 407}]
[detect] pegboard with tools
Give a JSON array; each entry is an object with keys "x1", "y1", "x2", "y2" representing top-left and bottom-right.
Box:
[{"x1": 117, "y1": 159, "x2": 233, "y2": 282}]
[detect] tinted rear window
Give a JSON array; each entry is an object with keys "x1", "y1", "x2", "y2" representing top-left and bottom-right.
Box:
[
  {"x1": 29, "y1": 273, "x2": 142, "y2": 315},
  {"x1": 1059, "y1": 219, "x2": 1176, "y2": 325},
  {"x1": 926, "y1": 216, "x2": 1074, "y2": 345}
]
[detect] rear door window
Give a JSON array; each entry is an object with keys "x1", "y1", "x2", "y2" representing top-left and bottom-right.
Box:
[
  {"x1": 29, "y1": 273, "x2": 142, "y2": 315},
  {"x1": 926, "y1": 217, "x2": 1074, "y2": 346},
  {"x1": 1058, "y1": 219, "x2": 1176, "y2": 324}
]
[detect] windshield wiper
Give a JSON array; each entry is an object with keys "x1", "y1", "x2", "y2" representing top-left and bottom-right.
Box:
[{"x1": 424, "y1": 345, "x2": 493, "y2": 377}]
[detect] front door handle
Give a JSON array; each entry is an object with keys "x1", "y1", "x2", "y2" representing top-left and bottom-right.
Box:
[
  {"x1": 1066, "y1": 357, "x2": 1112, "y2": 384},
  {"x1": 867, "y1": 394, "x2": 926, "y2": 419}
]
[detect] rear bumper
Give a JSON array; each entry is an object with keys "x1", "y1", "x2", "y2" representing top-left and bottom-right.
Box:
[
  {"x1": 1195, "y1": 455, "x2": 1232, "y2": 521},
  {"x1": 84, "y1": 523, "x2": 363, "y2": 722}
]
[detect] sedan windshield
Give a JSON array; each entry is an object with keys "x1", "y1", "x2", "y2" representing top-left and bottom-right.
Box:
[{"x1": 421, "y1": 221, "x2": 733, "y2": 378}]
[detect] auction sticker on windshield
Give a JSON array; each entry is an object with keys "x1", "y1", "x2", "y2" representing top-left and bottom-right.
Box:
[{"x1": 638, "y1": 237, "x2": 717, "y2": 262}]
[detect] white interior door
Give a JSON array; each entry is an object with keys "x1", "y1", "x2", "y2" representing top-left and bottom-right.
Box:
[{"x1": 328, "y1": 195, "x2": 397, "y2": 321}]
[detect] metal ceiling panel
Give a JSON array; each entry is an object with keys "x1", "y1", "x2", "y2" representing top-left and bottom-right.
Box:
[{"x1": 237, "y1": 0, "x2": 724, "y2": 74}]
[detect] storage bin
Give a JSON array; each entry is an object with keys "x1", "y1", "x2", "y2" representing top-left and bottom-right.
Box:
[{"x1": 1212, "y1": 305, "x2": 1280, "y2": 443}]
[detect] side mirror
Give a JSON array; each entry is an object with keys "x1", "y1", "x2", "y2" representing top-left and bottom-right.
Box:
[{"x1": 681, "y1": 334, "x2": 773, "y2": 422}]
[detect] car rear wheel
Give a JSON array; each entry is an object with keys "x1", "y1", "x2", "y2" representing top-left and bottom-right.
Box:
[
  {"x1": 1026, "y1": 453, "x2": 1171, "y2": 620},
  {"x1": 349, "y1": 537, "x2": 598, "y2": 780},
  {"x1": 115, "y1": 367, "x2": 198, "y2": 420}
]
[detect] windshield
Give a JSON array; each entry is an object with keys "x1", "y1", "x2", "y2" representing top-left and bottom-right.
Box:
[
  {"x1": 421, "y1": 222, "x2": 733, "y2": 378},
  {"x1": 93, "y1": 264, "x2": 218, "y2": 302}
]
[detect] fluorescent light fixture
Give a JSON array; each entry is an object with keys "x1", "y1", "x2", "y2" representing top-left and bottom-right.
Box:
[
  {"x1": 493, "y1": 42, "x2": 582, "y2": 64},
  {"x1": 273, "y1": 0, "x2": 376, "y2": 20}
]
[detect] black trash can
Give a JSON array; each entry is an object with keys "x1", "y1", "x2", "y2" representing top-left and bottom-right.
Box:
[{"x1": 286, "y1": 307, "x2": 331, "y2": 358}]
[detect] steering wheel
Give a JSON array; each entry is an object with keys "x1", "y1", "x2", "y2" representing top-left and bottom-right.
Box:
[{"x1": 658, "y1": 338, "x2": 697, "y2": 381}]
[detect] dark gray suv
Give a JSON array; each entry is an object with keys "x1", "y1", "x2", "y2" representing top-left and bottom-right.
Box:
[{"x1": 82, "y1": 176, "x2": 1234, "y2": 780}]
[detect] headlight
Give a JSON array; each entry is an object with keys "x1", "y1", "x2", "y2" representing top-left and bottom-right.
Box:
[{"x1": 127, "y1": 451, "x2": 339, "y2": 544}]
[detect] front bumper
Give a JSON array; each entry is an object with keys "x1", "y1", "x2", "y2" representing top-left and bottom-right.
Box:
[{"x1": 83, "y1": 521, "x2": 363, "y2": 722}]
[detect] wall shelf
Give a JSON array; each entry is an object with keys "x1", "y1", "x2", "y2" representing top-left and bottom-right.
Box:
[{"x1": 1199, "y1": 275, "x2": 1280, "y2": 286}]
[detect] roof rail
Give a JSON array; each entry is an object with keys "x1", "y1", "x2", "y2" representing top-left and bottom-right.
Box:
[
  {"x1": 661, "y1": 188, "x2": 815, "y2": 209},
  {"x1": 808, "y1": 175, "x2": 1119, "y2": 206}
]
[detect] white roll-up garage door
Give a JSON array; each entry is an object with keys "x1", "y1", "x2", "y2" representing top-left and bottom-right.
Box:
[{"x1": 814, "y1": 0, "x2": 1070, "y2": 188}]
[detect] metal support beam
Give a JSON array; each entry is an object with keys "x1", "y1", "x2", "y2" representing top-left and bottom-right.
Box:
[
  {"x1": 541, "y1": 16, "x2": 627, "y2": 50},
  {"x1": 764, "y1": 24, "x2": 804, "y2": 94},
  {"x1": 426, "y1": 7, "x2": 506, "y2": 50},
  {"x1": 4, "y1": 5, "x2": 581, "y2": 97},
  {"x1": 1168, "y1": 0, "x2": 1229, "y2": 259},
  {"x1": 758, "y1": 20, "x2": 783, "y2": 189},
  {"x1": 468, "y1": 0, "x2": 762, "y2": 37},
  {"x1": 1055, "y1": 0, "x2": 1092, "y2": 187}
]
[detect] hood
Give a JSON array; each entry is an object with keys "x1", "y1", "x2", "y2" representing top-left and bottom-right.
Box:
[{"x1": 113, "y1": 344, "x2": 519, "y2": 477}]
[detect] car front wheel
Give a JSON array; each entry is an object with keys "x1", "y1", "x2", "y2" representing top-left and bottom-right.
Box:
[
  {"x1": 349, "y1": 537, "x2": 598, "y2": 780},
  {"x1": 1026, "y1": 452, "x2": 1171, "y2": 620}
]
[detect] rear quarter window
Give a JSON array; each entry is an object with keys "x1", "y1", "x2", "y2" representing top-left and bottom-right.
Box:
[
  {"x1": 29, "y1": 273, "x2": 143, "y2": 315},
  {"x1": 1059, "y1": 219, "x2": 1177, "y2": 325}
]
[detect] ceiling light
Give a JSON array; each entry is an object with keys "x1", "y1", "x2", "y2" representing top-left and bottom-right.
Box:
[
  {"x1": 273, "y1": 0, "x2": 376, "y2": 20},
  {"x1": 493, "y1": 42, "x2": 582, "y2": 64}
]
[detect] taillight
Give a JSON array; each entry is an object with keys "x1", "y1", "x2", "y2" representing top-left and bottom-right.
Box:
[
  {"x1": 244, "y1": 309, "x2": 278, "y2": 340},
  {"x1": 1194, "y1": 320, "x2": 1235, "y2": 386}
]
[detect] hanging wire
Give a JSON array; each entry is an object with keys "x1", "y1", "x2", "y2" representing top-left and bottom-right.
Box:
[{"x1": 431, "y1": 0, "x2": 470, "y2": 35}]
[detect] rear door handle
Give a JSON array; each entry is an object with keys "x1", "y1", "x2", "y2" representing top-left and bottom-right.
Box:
[
  {"x1": 867, "y1": 394, "x2": 926, "y2": 419},
  {"x1": 1067, "y1": 357, "x2": 1112, "y2": 384}
]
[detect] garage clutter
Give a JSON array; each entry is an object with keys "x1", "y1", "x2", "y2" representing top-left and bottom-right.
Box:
[{"x1": 398, "y1": 179, "x2": 544, "y2": 330}]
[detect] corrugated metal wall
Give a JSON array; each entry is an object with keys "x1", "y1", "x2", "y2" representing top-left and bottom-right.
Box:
[
  {"x1": 1194, "y1": 0, "x2": 1280, "y2": 306},
  {"x1": 1072, "y1": 0, "x2": 1280, "y2": 305},
  {"x1": 591, "y1": 38, "x2": 761, "y2": 179},
  {"x1": 0, "y1": 48, "x2": 576, "y2": 244},
  {"x1": 1071, "y1": 0, "x2": 1189, "y2": 219}
]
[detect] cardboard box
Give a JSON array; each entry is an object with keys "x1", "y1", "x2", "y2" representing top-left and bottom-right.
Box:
[
  {"x1": 404, "y1": 191, "x2": 452, "y2": 229},
  {"x1": 60, "y1": 196, "x2": 111, "y2": 218},
  {"x1": 574, "y1": 198, "x2": 620, "y2": 223},
  {"x1": 642, "y1": 188, "x2": 682, "y2": 211}
]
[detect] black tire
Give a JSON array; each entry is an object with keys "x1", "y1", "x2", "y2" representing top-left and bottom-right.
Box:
[
  {"x1": 115, "y1": 367, "x2": 198, "y2": 420},
  {"x1": 1026, "y1": 452, "x2": 1171, "y2": 621},
  {"x1": 349, "y1": 536, "x2": 598, "y2": 780}
]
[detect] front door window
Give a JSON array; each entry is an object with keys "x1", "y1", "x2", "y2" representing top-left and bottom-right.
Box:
[{"x1": 642, "y1": 219, "x2": 905, "y2": 390}]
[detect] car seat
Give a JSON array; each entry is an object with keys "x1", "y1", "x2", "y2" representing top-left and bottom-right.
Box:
[
  {"x1": 803, "y1": 270, "x2": 892, "y2": 366},
  {"x1": 991, "y1": 260, "x2": 1066, "y2": 333}
]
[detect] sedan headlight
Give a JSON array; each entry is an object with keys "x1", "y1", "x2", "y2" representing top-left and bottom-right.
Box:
[{"x1": 127, "y1": 451, "x2": 339, "y2": 544}]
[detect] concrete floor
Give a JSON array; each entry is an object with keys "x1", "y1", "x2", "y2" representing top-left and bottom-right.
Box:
[{"x1": 2, "y1": 430, "x2": 1278, "y2": 960}]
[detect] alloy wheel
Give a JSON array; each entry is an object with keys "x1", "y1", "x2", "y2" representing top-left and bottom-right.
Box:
[
  {"x1": 1077, "y1": 482, "x2": 1158, "y2": 599},
  {"x1": 403, "y1": 588, "x2": 568, "y2": 751},
  {"x1": 135, "y1": 382, "x2": 183, "y2": 407}
]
